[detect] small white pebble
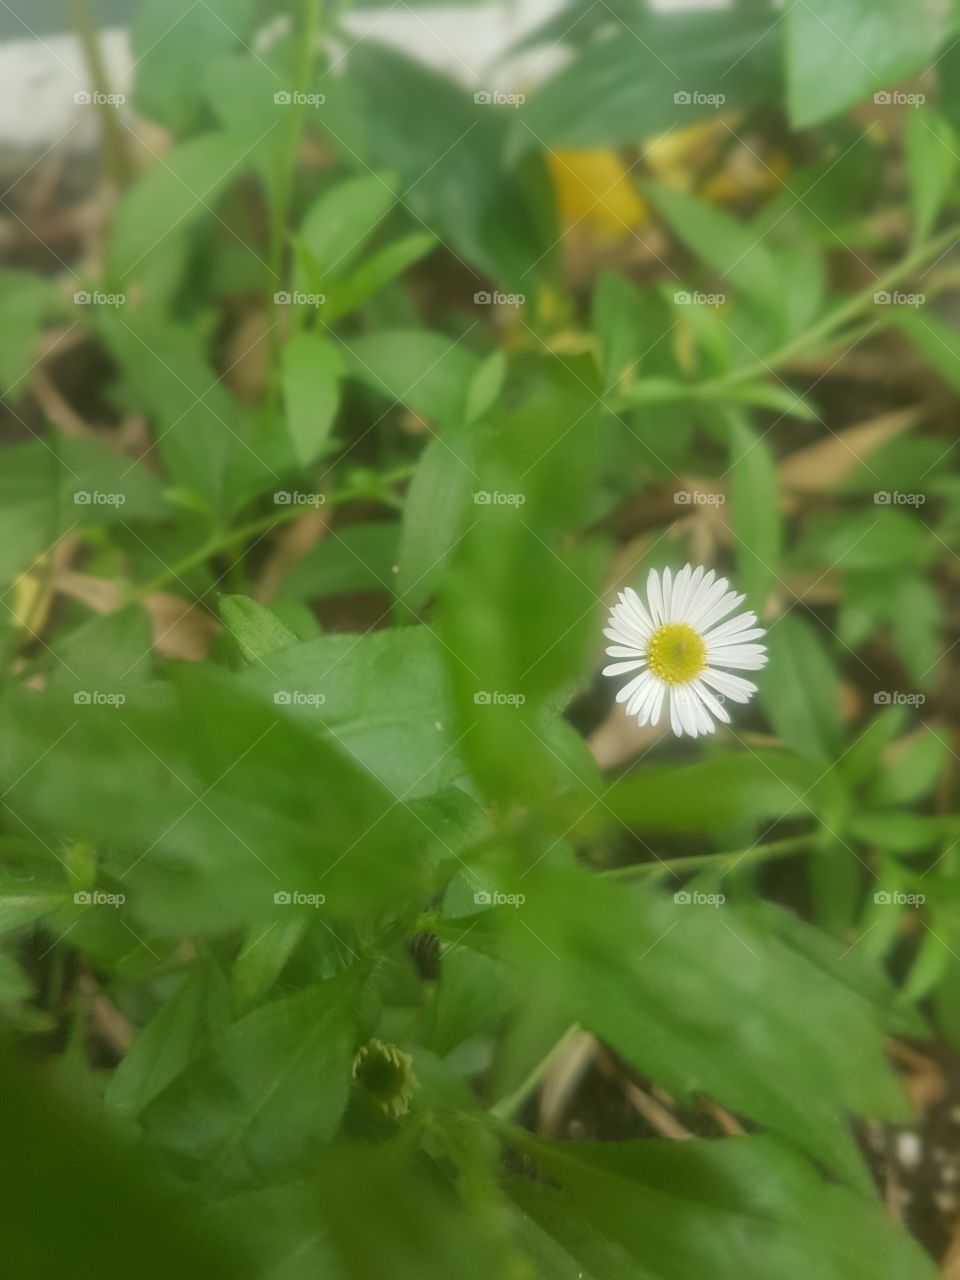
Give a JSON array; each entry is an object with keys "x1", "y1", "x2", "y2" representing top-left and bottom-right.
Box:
[{"x1": 896, "y1": 1132, "x2": 922, "y2": 1169}]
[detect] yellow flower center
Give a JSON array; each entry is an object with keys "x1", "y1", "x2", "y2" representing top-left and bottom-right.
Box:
[{"x1": 647, "y1": 622, "x2": 706, "y2": 685}]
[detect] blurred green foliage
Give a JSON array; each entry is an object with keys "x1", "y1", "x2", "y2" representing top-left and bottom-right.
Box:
[{"x1": 2, "y1": 0, "x2": 960, "y2": 1275}]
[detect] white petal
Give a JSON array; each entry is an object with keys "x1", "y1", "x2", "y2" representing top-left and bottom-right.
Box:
[
  {"x1": 668, "y1": 564, "x2": 688, "y2": 621},
  {"x1": 669, "y1": 687, "x2": 684, "y2": 736},
  {"x1": 661, "y1": 567, "x2": 674, "y2": 621},
  {"x1": 706, "y1": 627, "x2": 766, "y2": 647},
  {"x1": 695, "y1": 590, "x2": 745, "y2": 635},
  {"x1": 610, "y1": 604, "x2": 651, "y2": 643},
  {"x1": 605, "y1": 645, "x2": 646, "y2": 658},
  {"x1": 615, "y1": 669, "x2": 651, "y2": 704},
  {"x1": 708, "y1": 645, "x2": 768, "y2": 670},
  {"x1": 677, "y1": 689, "x2": 700, "y2": 737},
  {"x1": 692, "y1": 691, "x2": 716, "y2": 735},
  {"x1": 647, "y1": 681, "x2": 666, "y2": 727},
  {"x1": 691, "y1": 678, "x2": 730, "y2": 724},
  {"x1": 603, "y1": 625, "x2": 645, "y2": 648},
  {"x1": 701, "y1": 667, "x2": 757, "y2": 702},
  {"x1": 603, "y1": 659, "x2": 646, "y2": 677},
  {"x1": 703, "y1": 611, "x2": 760, "y2": 644},
  {"x1": 646, "y1": 568, "x2": 664, "y2": 626},
  {"x1": 626, "y1": 672, "x2": 656, "y2": 716},
  {"x1": 685, "y1": 575, "x2": 729, "y2": 628},
  {"x1": 622, "y1": 587, "x2": 653, "y2": 633},
  {"x1": 678, "y1": 565, "x2": 707, "y2": 627}
]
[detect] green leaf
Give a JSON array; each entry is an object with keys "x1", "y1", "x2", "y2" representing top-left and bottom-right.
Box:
[
  {"x1": 108, "y1": 132, "x2": 260, "y2": 283},
  {"x1": 220, "y1": 596, "x2": 299, "y2": 664},
  {"x1": 848, "y1": 810, "x2": 952, "y2": 853},
  {"x1": 342, "y1": 43, "x2": 554, "y2": 288},
  {"x1": 281, "y1": 331, "x2": 343, "y2": 466},
  {"x1": 606, "y1": 751, "x2": 822, "y2": 836},
  {"x1": 96, "y1": 311, "x2": 259, "y2": 514},
  {"x1": 0, "y1": 1040, "x2": 256, "y2": 1279},
  {"x1": 511, "y1": 1132, "x2": 936, "y2": 1280},
  {"x1": 323, "y1": 232, "x2": 436, "y2": 320},
  {"x1": 279, "y1": 522, "x2": 398, "y2": 601},
  {"x1": 293, "y1": 1144, "x2": 514, "y2": 1280},
  {"x1": 46, "y1": 603, "x2": 154, "y2": 696},
  {"x1": 232, "y1": 914, "x2": 309, "y2": 1012},
  {"x1": 140, "y1": 971, "x2": 359, "y2": 1191},
  {"x1": 447, "y1": 866, "x2": 908, "y2": 1184},
  {"x1": 396, "y1": 427, "x2": 476, "y2": 615},
  {"x1": 591, "y1": 271, "x2": 651, "y2": 393},
  {"x1": 869, "y1": 727, "x2": 949, "y2": 806},
  {"x1": 105, "y1": 959, "x2": 231, "y2": 1118},
  {"x1": 344, "y1": 329, "x2": 479, "y2": 427},
  {"x1": 132, "y1": 0, "x2": 256, "y2": 135},
  {"x1": 897, "y1": 310, "x2": 960, "y2": 390},
  {"x1": 786, "y1": 0, "x2": 948, "y2": 128},
  {"x1": 0, "y1": 434, "x2": 167, "y2": 584},
  {"x1": 761, "y1": 616, "x2": 843, "y2": 760},
  {"x1": 236, "y1": 627, "x2": 463, "y2": 799},
  {"x1": 0, "y1": 669, "x2": 429, "y2": 935},
  {"x1": 728, "y1": 412, "x2": 783, "y2": 610},
  {"x1": 646, "y1": 185, "x2": 780, "y2": 311},
  {"x1": 436, "y1": 356, "x2": 603, "y2": 804},
  {"x1": 516, "y1": 9, "x2": 782, "y2": 152},
  {"x1": 906, "y1": 108, "x2": 958, "y2": 242},
  {"x1": 0, "y1": 271, "x2": 62, "y2": 402},
  {"x1": 713, "y1": 382, "x2": 817, "y2": 421},
  {"x1": 464, "y1": 350, "x2": 507, "y2": 425},
  {"x1": 292, "y1": 172, "x2": 398, "y2": 292}
]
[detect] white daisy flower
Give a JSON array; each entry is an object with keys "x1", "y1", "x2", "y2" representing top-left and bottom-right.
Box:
[{"x1": 602, "y1": 564, "x2": 767, "y2": 738}]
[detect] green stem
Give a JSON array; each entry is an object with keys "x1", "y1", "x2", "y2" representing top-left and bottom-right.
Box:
[
  {"x1": 699, "y1": 222, "x2": 960, "y2": 394},
  {"x1": 603, "y1": 833, "x2": 811, "y2": 881},
  {"x1": 136, "y1": 465, "x2": 412, "y2": 597},
  {"x1": 265, "y1": 0, "x2": 325, "y2": 426},
  {"x1": 488, "y1": 1024, "x2": 582, "y2": 1121},
  {"x1": 68, "y1": 0, "x2": 132, "y2": 185}
]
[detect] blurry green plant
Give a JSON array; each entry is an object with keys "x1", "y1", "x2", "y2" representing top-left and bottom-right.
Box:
[{"x1": 2, "y1": 0, "x2": 960, "y2": 1276}]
